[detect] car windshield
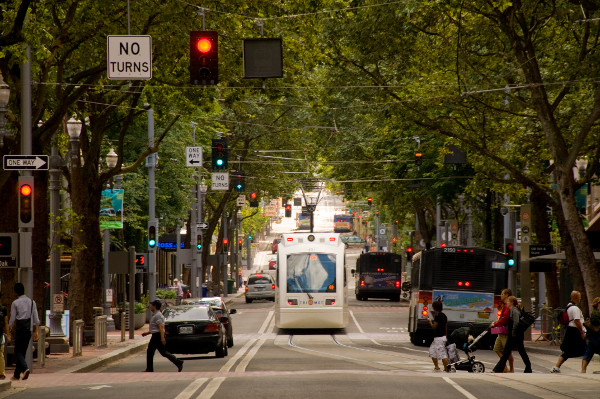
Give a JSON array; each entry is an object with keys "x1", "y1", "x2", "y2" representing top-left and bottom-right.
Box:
[
  {"x1": 286, "y1": 253, "x2": 336, "y2": 293},
  {"x1": 163, "y1": 306, "x2": 212, "y2": 321},
  {"x1": 249, "y1": 276, "x2": 272, "y2": 284}
]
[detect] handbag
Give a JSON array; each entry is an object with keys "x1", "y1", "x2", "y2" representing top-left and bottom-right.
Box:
[
  {"x1": 491, "y1": 326, "x2": 508, "y2": 335},
  {"x1": 516, "y1": 309, "x2": 536, "y2": 331}
]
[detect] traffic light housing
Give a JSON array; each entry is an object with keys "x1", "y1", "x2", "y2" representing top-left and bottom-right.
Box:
[
  {"x1": 406, "y1": 247, "x2": 413, "y2": 261},
  {"x1": 505, "y1": 241, "x2": 515, "y2": 267},
  {"x1": 211, "y1": 139, "x2": 228, "y2": 170},
  {"x1": 18, "y1": 176, "x2": 34, "y2": 228},
  {"x1": 415, "y1": 151, "x2": 423, "y2": 166},
  {"x1": 233, "y1": 171, "x2": 245, "y2": 192},
  {"x1": 238, "y1": 239, "x2": 243, "y2": 251},
  {"x1": 367, "y1": 197, "x2": 372, "y2": 207},
  {"x1": 222, "y1": 239, "x2": 229, "y2": 253},
  {"x1": 189, "y1": 30, "x2": 218, "y2": 85},
  {"x1": 196, "y1": 234, "x2": 203, "y2": 251},
  {"x1": 148, "y1": 221, "x2": 158, "y2": 249},
  {"x1": 285, "y1": 204, "x2": 292, "y2": 217},
  {"x1": 249, "y1": 192, "x2": 259, "y2": 207}
]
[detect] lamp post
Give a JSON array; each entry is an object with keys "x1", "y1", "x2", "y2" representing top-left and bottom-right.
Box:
[
  {"x1": 66, "y1": 118, "x2": 82, "y2": 164},
  {"x1": 199, "y1": 181, "x2": 207, "y2": 296},
  {"x1": 0, "y1": 73, "x2": 13, "y2": 148},
  {"x1": 103, "y1": 149, "x2": 118, "y2": 322}
]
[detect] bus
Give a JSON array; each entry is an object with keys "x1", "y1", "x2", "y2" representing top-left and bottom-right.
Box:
[
  {"x1": 351, "y1": 252, "x2": 403, "y2": 301},
  {"x1": 275, "y1": 232, "x2": 348, "y2": 329},
  {"x1": 333, "y1": 214, "x2": 353, "y2": 233},
  {"x1": 407, "y1": 247, "x2": 508, "y2": 347}
]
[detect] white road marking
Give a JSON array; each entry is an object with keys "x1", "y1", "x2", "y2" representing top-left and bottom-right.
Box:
[
  {"x1": 443, "y1": 377, "x2": 478, "y2": 399},
  {"x1": 235, "y1": 315, "x2": 275, "y2": 372},
  {"x1": 173, "y1": 378, "x2": 208, "y2": 399}
]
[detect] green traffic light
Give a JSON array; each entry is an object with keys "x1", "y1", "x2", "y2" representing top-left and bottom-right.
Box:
[
  {"x1": 149, "y1": 239, "x2": 156, "y2": 247},
  {"x1": 196, "y1": 244, "x2": 202, "y2": 250},
  {"x1": 508, "y1": 259, "x2": 515, "y2": 266},
  {"x1": 217, "y1": 159, "x2": 223, "y2": 166}
]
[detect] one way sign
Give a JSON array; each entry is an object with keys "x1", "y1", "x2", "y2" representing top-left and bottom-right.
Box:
[
  {"x1": 186, "y1": 146, "x2": 203, "y2": 167},
  {"x1": 3, "y1": 155, "x2": 49, "y2": 170}
]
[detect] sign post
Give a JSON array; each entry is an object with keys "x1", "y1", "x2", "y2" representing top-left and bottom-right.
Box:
[{"x1": 520, "y1": 204, "x2": 532, "y2": 340}]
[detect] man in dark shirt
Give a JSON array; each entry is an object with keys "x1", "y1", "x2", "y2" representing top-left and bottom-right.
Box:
[{"x1": 428, "y1": 300, "x2": 448, "y2": 372}]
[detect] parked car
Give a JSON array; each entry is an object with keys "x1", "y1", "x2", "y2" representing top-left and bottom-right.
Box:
[
  {"x1": 187, "y1": 297, "x2": 236, "y2": 347},
  {"x1": 272, "y1": 238, "x2": 281, "y2": 254},
  {"x1": 162, "y1": 305, "x2": 228, "y2": 357},
  {"x1": 245, "y1": 273, "x2": 276, "y2": 303}
]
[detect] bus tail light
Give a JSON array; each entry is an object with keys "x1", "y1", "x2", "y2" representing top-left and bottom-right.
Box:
[
  {"x1": 465, "y1": 281, "x2": 470, "y2": 287},
  {"x1": 272, "y1": 284, "x2": 276, "y2": 290},
  {"x1": 360, "y1": 280, "x2": 365, "y2": 287},
  {"x1": 329, "y1": 237, "x2": 336, "y2": 242},
  {"x1": 287, "y1": 237, "x2": 293, "y2": 242},
  {"x1": 395, "y1": 281, "x2": 401, "y2": 288},
  {"x1": 288, "y1": 299, "x2": 298, "y2": 305},
  {"x1": 245, "y1": 286, "x2": 248, "y2": 291},
  {"x1": 422, "y1": 310, "x2": 428, "y2": 317},
  {"x1": 326, "y1": 299, "x2": 335, "y2": 305}
]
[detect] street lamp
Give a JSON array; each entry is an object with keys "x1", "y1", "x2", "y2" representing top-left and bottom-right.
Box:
[
  {"x1": 0, "y1": 72, "x2": 13, "y2": 148},
  {"x1": 66, "y1": 117, "x2": 82, "y2": 164},
  {"x1": 105, "y1": 148, "x2": 118, "y2": 169}
]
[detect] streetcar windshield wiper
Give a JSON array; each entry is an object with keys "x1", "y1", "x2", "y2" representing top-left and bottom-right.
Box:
[{"x1": 293, "y1": 275, "x2": 313, "y2": 300}]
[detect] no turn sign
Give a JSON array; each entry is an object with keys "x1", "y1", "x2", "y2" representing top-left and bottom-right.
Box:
[{"x1": 107, "y1": 35, "x2": 152, "y2": 80}]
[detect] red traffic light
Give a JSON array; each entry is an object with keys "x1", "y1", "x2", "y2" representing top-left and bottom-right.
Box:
[
  {"x1": 506, "y1": 243, "x2": 514, "y2": 251},
  {"x1": 196, "y1": 38, "x2": 212, "y2": 53},
  {"x1": 250, "y1": 192, "x2": 257, "y2": 199},
  {"x1": 406, "y1": 247, "x2": 413, "y2": 253},
  {"x1": 20, "y1": 184, "x2": 32, "y2": 196},
  {"x1": 392, "y1": 237, "x2": 397, "y2": 243}
]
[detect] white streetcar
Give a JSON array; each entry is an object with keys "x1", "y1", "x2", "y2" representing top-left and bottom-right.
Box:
[{"x1": 275, "y1": 232, "x2": 348, "y2": 329}]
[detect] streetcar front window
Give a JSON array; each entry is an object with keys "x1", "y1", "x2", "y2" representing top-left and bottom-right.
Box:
[{"x1": 286, "y1": 253, "x2": 337, "y2": 293}]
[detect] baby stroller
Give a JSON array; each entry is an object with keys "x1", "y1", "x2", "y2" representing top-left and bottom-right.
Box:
[{"x1": 445, "y1": 326, "x2": 489, "y2": 373}]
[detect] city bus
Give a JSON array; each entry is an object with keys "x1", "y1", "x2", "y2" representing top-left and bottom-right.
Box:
[
  {"x1": 275, "y1": 232, "x2": 348, "y2": 329},
  {"x1": 407, "y1": 247, "x2": 508, "y2": 347},
  {"x1": 333, "y1": 214, "x2": 353, "y2": 233},
  {"x1": 351, "y1": 252, "x2": 403, "y2": 301}
]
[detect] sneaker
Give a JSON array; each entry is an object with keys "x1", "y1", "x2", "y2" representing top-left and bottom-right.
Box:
[
  {"x1": 177, "y1": 360, "x2": 184, "y2": 372},
  {"x1": 551, "y1": 366, "x2": 561, "y2": 373},
  {"x1": 22, "y1": 369, "x2": 30, "y2": 380}
]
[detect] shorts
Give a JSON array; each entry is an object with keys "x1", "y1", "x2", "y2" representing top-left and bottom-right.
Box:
[
  {"x1": 583, "y1": 333, "x2": 600, "y2": 362},
  {"x1": 429, "y1": 336, "x2": 448, "y2": 360},
  {"x1": 493, "y1": 334, "x2": 508, "y2": 353}
]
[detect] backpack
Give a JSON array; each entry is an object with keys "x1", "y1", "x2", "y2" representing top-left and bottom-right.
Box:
[{"x1": 557, "y1": 304, "x2": 574, "y2": 325}]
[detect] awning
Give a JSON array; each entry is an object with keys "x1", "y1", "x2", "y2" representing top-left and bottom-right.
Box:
[{"x1": 529, "y1": 252, "x2": 600, "y2": 262}]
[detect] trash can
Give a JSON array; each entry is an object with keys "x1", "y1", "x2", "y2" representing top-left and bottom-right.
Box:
[
  {"x1": 227, "y1": 279, "x2": 235, "y2": 294},
  {"x1": 202, "y1": 284, "x2": 208, "y2": 297}
]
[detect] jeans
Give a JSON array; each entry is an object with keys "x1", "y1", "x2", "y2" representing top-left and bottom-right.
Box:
[
  {"x1": 493, "y1": 333, "x2": 531, "y2": 372},
  {"x1": 146, "y1": 333, "x2": 180, "y2": 371},
  {"x1": 13, "y1": 329, "x2": 31, "y2": 379}
]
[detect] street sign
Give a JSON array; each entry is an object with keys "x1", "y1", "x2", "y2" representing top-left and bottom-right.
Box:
[
  {"x1": 530, "y1": 244, "x2": 553, "y2": 257},
  {"x1": 212, "y1": 172, "x2": 229, "y2": 190},
  {"x1": 106, "y1": 289, "x2": 113, "y2": 303},
  {"x1": 3, "y1": 155, "x2": 48, "y2": 170},
  {"x1": 237, "y1": 195, "x2": 246, "y2": 206},
  {"x1": 265, "y1": 205, "x2": 277, "y2": 217},
  {"x1": 198, "y1": 222, "x2": 209, "y2": 229},
  {"x1": 0, "y1": 257, "x2": 17, "y2": 268},
  {"x1": 186, "y1": 146, "x2": 203, "y2": 167},
  {"x1": 107, "y1": 35, "x2": 152, "y2": 80},
  {"x1": 53, "y1": 294, "x2": 65, "y2": 312}
]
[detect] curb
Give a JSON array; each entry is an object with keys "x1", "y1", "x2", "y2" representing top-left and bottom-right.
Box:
[
  {"x1": 57, "y1": 339, "x2": 149, "y2": 374},
  {"x1": 0, "y1": 381, "x2": 10, "y2": 392}
]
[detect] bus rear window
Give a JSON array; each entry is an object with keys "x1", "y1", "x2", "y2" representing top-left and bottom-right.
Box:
[{"x1": 360, "y1": 255, "x2": 401, "y2": 273}]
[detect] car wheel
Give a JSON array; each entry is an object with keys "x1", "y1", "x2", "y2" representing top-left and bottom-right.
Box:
[
  {"x1": 216, "y1": 337, "x2": 227, "y2": 358},
  {"x1": 245, "y1": 297, "x2": 252, "y2": 304},
  {"x1": 227, "y1": 334, "x2": 234, "y2": 348}
]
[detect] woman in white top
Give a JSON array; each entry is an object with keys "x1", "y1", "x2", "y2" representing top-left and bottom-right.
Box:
[{"x1": 551, "y1": 291, "x2": 587, "y2": 373}]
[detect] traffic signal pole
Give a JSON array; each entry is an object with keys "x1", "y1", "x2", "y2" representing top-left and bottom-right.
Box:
[
  {"x1": 20, "y1": 44, "x2": 34, "y2": 371},
  {"x1": 147, "y1": 108, "x2": 157, "y2": 302}
]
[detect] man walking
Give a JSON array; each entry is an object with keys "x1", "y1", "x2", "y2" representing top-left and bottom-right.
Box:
[
  {"x1": 173, "y1": 279, "x2": 184, "y2": 305},
  {"x1": 9, "y1": 283, "x2": 39, "y2": 381},
  {"x1": 551, "y1": 291, "x2": 587, "y2": 373},
  {"x1": 142, "y1": 300, "x2": 183, "y2": 372}
]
